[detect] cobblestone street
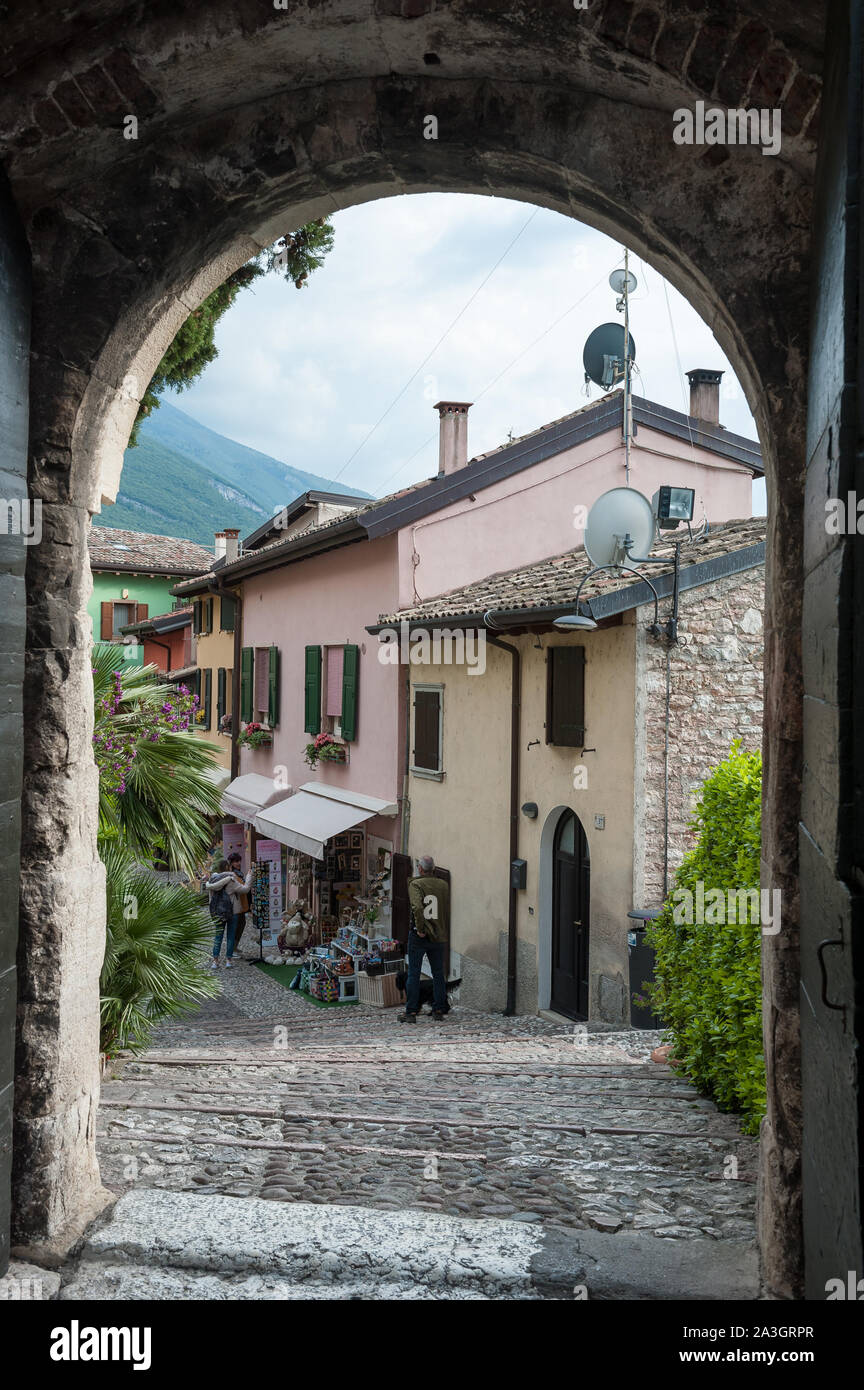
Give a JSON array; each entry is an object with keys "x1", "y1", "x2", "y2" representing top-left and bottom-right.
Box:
[{"x1": 86, "y1": 956, "x2": 758, "y2": 1288}]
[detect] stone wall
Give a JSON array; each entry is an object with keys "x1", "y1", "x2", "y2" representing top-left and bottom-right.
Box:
[
  {"x1": 0, "y1": 0, "x2": 817, "y2": 1290},
  {"x1": 0, "y1": 172, "x2": 29, "y2": 1276},
  {"x1": 634, "y1": 564, "x2": 765, "y2": 909}
]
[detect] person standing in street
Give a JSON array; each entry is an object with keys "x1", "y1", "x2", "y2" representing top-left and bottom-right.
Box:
[
  {"x1": 399, "y1": 855, "x2": 450, "y2": 1023},
  {"x1": 226, "y1": 851, "x2": 253, "y2": 956},
  {"x1": 206, "y1": 856, "x2": 253, "y2": 968},
  {"x1": 205, "y1": 859, "x2": 236, "y2": 968}
]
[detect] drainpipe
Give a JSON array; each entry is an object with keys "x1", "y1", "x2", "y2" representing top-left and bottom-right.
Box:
[
  {"x1": 147, "y1": 637, "x2": 172, "y2": 673},
  {"x1": 484, "y1": 621, "x2": 521, "y2": 1017},
  {"x1": 207, "y1": 581, "x2": 242, "y2": 782},
  {"x1": 400, "y1": 671, "x2": 411, "y2": 855}
]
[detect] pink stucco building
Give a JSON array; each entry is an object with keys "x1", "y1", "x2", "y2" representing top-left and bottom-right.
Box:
[{"x1": 213, "y1": 372, "x2": 760, "y2": 948}]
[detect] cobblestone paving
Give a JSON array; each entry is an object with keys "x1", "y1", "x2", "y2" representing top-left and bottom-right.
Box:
[{"x1": 97, "y1": 957, "x2": 757, "y2": 1245}]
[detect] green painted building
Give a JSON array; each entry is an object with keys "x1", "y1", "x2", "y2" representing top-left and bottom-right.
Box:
[{"x1": 88, "y1": 525, "x2": 215, "y2": 664}]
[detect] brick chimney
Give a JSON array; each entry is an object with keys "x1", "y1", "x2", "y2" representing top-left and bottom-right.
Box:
[
  {"x1": 223, "y1": 528, "x2": 240, "y2": 563},
  {"x1": 214, "y1": 530, "x2": 226, "y2": 559},
  {"x1": 435, "y1": 401, "x2": 472, "y2": 476},
  {"x1": 686, "y1": 368, "x2": 724, "y2": 426}
]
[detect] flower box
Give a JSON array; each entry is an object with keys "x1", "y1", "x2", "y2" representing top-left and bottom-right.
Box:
[
  {"x1": 237, "y1": 722, "x2": 273, "y2": 750},
  {"x1": 304, "y1": 733, "x2": 347, "y2": 767}
]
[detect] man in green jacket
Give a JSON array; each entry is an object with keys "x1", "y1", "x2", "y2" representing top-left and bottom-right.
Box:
[{"x1": 399, "y1": 855, "x2": 450, "y2": 1023}]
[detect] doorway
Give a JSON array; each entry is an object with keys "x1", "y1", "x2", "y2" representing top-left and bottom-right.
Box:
[{"x1": 550, "y1": 810, "x2": 590, "y2": 1020}]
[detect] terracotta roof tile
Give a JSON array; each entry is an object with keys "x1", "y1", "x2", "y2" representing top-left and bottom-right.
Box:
[
  {"x1": 376, "y1": 516, "x2": 766, "y2": 625},
  {"x1": 89, "y1": 526, "x2": 214, "y2": 574}
]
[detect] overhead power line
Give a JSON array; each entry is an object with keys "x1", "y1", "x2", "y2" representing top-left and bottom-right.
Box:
[
  {"x1": 329, "y1": 206, "x2": 540, "y2": 485},
  {"x1": 373, "y1": 264, "x2": 613, "y2": 494}
]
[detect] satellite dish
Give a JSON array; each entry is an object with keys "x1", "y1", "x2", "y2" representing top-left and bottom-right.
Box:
[
  {"x1": 584, "y1": 487, "x2": 656, "y2": 568},
  {"x1": 582, "y1": 322, "x2": 636, "y2": 389},
  {"x1": 609, "y1": 269, "x2": 637, "y2": 295}
]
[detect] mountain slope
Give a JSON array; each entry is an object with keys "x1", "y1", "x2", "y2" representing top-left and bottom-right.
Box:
[{"x1": 93, "y1": 400, "x2": 370, "y2": 547}]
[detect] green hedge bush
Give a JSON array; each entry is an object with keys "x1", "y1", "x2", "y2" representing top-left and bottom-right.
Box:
[{"x1": 647, "y1": 742, "x2": 766, "y2": 1134}]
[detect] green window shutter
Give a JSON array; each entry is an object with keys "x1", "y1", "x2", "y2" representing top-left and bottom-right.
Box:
[
  {"x1": 304, "y1": 645, "x2": 322, "y2": 735},
  {"x1": 205, "y1": 598, "x2": 213, "y2": 633},
  {"x1": 341, "y1": 643, "x2": 360, "y2": 742},
  {"x1": 220, "y1": 595, "x2": 236, "y2": 632},
  {"x1": 268, "y1": 645, "x2": 280, "y2": 727},
  {"x1": 203, "y1": 668, "x2": 212, "y2": 729},
  {"x1": 217, "y1": 667, "x2": 226, "y2": 725},
  {"x1": 241, "y1": 646, "x2": 254, "y2": 723},
  {"x1": 193, "y1": 601, "x2": 201, "y2": 636},
  {"x1": 546, "y1": 647, "x2": 585, "y2": 747}
]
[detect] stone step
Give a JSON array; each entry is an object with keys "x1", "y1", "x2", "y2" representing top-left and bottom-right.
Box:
[{"x1": 61, "y1": 1188, "x2": 758, "y2": 1301}]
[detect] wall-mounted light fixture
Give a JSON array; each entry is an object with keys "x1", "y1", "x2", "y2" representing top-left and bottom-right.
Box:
[
  {"x1": 553, "y1": 563, "x2": 663, "y2": 637},
  {"x1": 521, "y1": 802, "x2": 538, "y2": 819}
]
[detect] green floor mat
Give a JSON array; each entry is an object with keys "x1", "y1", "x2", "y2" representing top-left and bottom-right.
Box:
[{"x1": 251, "y1": 960, "x2": 358, "y2": 1006}]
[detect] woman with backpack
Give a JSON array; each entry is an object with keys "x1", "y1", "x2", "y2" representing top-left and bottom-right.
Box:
[{"x1": 205, "y1": 858, "x2": 252, "y2": 969}]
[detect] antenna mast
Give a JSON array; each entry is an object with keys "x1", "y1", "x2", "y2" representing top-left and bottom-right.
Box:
[{"x1": 622, "y1": 247, "x2": 632, "y2": 486}]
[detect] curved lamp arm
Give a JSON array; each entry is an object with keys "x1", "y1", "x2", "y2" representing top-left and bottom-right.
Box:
[{"x1": 572, "y1": 563, "x2": 661, "y2": 631}]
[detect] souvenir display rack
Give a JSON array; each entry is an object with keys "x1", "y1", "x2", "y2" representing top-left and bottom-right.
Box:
[{"x1": 281, "y1": 826, "x2": 398, "y2": 1003}]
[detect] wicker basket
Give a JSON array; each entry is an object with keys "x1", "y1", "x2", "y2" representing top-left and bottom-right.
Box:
[{"x1": 357, "y1": 970, "x2": 403, "y2": 1008}]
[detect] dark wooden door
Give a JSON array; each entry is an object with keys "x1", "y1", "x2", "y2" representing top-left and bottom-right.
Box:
[{"x1": 551, "y1": 811, "x2": 590, "y2": 1020}]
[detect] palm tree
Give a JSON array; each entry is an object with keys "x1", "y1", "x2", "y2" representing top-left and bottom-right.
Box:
[
  {"x1": 100, "y1": 839, "x2": 219, "y2": 1055},
  {"x1": 92, "y1": 645, "x2": 223, "y2": 1053},
  {"x1": 92, "y1": 644, "x2": 224, "y2": 876}
]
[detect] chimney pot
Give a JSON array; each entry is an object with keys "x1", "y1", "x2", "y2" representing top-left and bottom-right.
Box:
[
  {"x1": 223, "y1": 528, "x2": 240, "y2": 563},
  {"x1": 434, "y1": 401, "x2": 473, "y2": 476},
  {"x1": 214, "y1": 531, "x2": 226, "y2": 559},
  {"x1": 686, "y1": 368, "x2": 723, "y2": 426}
]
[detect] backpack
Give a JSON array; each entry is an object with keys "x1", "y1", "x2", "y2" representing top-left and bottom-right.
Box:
[{"x1": 208, "y1": 884, "x2": 233, "y2": 922}]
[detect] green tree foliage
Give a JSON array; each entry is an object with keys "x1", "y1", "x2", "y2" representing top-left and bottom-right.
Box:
[
  {"x1": 129, "y1": 218, "x2": 335, "y2": 445},
  {"x1": 92, "y1": 644, "x2": 223, "y2": 875},
  {"x1": 100, "y1": 839, "x2": 219, "y2": 1056},
  {"x1": 92, "y1": 645, "x2": 224, "y2": 1054},
  {"x1": 647, "y1": 742, "x2": 766, "y2": 1134}
]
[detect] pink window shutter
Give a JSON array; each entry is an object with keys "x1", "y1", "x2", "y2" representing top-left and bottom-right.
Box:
[
  {"x1": 326, "y1": 646, "x2": 344, "y2": 717},
  {"x1": 255, "y1": 648, "x2": 269, "y2": 713}
]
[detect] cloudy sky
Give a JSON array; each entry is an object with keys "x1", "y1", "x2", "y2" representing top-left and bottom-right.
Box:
[{"x1": 179, "y1": 193, "x2": 767, "y2": 514}]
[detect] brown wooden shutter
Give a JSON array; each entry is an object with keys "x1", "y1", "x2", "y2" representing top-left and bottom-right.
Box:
[
  {"x1": 135, "y1": 603, "x2": 148, "y2": 623},
  {"x1": 412, "y1": 689, "x2": 440, "y2": 771},
  {"x1": 435, "y1": 864, "x2": 452, "y2": 976},
  {"x1": 391, "y1": 852, "x2": 413, "y2": 947},
  {"x1": 546, "y1": 646, "x2": 586, "y2": 747},
  {"x1": 100, "y1": 601, "x2": 113, "y2": 640}
]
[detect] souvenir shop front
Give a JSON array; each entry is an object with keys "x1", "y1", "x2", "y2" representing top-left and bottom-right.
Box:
[{"x1": 249, "y1": 782, "x2": 403, "y2": 1004}]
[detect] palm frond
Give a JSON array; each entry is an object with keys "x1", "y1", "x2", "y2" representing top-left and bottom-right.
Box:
[{"x1": 100, "y1": 839, "x2": 219, "y2": 1055}]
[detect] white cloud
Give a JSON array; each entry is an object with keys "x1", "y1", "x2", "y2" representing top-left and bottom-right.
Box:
[{"x1": 179, "y1": 193, "x2": 764, "y2": 513}]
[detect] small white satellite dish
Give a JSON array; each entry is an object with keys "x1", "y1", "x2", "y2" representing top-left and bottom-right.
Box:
[
  {"x1": 609, "y1": 268, "x2": 637, "y2": 296},
  {"x1": 584, "y1": 487, "x2": 656, "y2": 567}
]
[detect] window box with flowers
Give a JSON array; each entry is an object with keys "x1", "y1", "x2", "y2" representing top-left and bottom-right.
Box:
[
  {"x1": 236, "y1": 721, "x2": 273, "y2": 750},
  {"x1": 304, "y1": 732, "x2": 347, "y2": 767}
]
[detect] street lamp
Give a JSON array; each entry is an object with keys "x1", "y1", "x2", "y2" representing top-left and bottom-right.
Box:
[{"x1": 553, "y1": 563, "x2": 664, "y2": 637}]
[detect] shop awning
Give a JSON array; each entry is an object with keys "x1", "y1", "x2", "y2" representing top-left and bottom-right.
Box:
[
  {"x1": 253, "y1": 782, "x2": 397, "y2": 859},
  {"x1": 221, "y1": 772, "x2": 293, "y2": 823},
  {"x1": 203, "y1": 762, "x2": 231, "y2": 793}
]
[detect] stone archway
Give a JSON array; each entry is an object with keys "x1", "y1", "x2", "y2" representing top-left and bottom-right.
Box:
[{"x1": 0, "y1": 1, "x2": 831, "y2": 1299}]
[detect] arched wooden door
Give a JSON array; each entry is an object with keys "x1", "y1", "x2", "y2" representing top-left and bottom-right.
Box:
[{"x1": 551, "y1": 810, "x2": 590, "y2": 1020}]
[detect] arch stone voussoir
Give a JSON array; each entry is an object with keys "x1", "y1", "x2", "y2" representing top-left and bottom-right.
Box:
[{"x1": 0, "y1": 1, "x2": 821, "y2": 1294}]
